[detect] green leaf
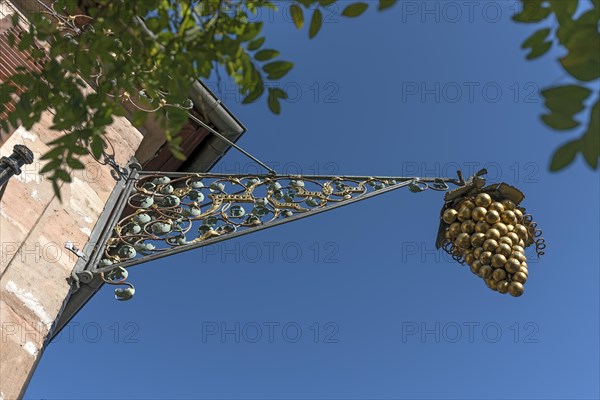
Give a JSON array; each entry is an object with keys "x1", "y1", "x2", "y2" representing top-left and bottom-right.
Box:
[
  {"x1": 521, "y1": 28, "x2": 552, "y2": 59},
  {"x1": 66, "y1": 158, "x2": 85, "y2": 170},
  {"x1": 378, "y1": 0, "x2": 397, "y2": 10},
  {"x1": 513, "y1": 0, "x2": 551, "y2": 23},
  {"x1": 309, "y1": 9, "x2": 323, "y2": 39},
  {"x1": 56, "y1": 168, "x2": 72, "y2": 183},
  {"x1": 91, "y1": 112, "x2": 114, "y2": 128},
  {"x1": 271, "y1": 88, "x2": 288, "y2": 100},
  {"x1": 266, "y1": 87, "x2": 288, "y2": 114},
  {"x1": 17, "y1": 33, "x2": 32, "y2": 51},
  {"x1": 166, "y1": 107, "x2": 189, "y2": 126},
  {"x1": 239, "y1": 22, "x2": 263, "y2": 41},
  {"x1": 267, "y1": 88, "x2": 282, "y2": 114},
  {"x1": 541, "y1": 85, "x2": 592, "y2": 102},
  {"x1": 263, "y1": 61, "x2": 294, "y2": 80},
  {"x1": 169, "y1": 144, "x2": 187, "y2": 161},
  {"x1": 522, "y1": 28, "x2": 551, "y2": 48},
  {"x1": 242, "y1": 84, "x2": 265, "y2": 104},
  {"x1": 541, "y1": 113, "x2": 580, "y2": 130},
  {"x1": 70, "y1": 145, "x2": 89, "y2": 156},
  {"x1": 113, "y1": 105, "x2": 129, "y2": 117},
  {"x1": 559, "y1": 28, "x2": 600, "y2": 81},
  {"x1": 290, "y1": 4, "x2": 304, "y2": 29},
  {"x1": 297, "y1": 0, "x2": 315, "y2": 6},
  {"x1": 131, "y1": 110, "x2": 148, "y2": 127},
  {"x1": 550, "y1": 0, "x2": 578, "y2": 21},
  {"x1": 254, "y1": 49, "x2": 280, "y2": 61},
  {"x1": 10, "y1": 74, "x2": 33, "y2": 87},
  {"x1": 247, "y1": 37, "x2": 266, "y2": 51},
  {"x1": 52, "y1": 179, "x2": 62, "y2": 202},
  {"x1": 40, "y1": 146, "x2": 65, "y2": 160},
  {"x1": 48, "y1": 135, "x2": 73, "y2": 147},
  {"x1": 90, "y1": 135, "x2": 105, "y2": 159},
  {"x1": 40, "y1": 159, "x2": 61, "y2": 174},
  {"x1": 558, "y1": 8, "x2": 599, "y2": 45},
  {"x1": 342, "y1": 2, "x2": 369, "y2": 17},
  {"x1": 526, "y1": 40, "x2": 552, "y2": 59},
  {"x1": 580, "y1": 101, "x2": 599, "y2": 169},
  {"x1": 550, "y1": 139, "x2": 580, "y2": 171},
  {"x1": 541, "y1": 85, "x2": 591, "y2": 115},
  {"x1": 556, "y1": 19, "x2": 576, "y2": 46}
]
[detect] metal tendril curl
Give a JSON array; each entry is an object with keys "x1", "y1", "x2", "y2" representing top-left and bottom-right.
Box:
[
  {"x1": 102, "y1": 174, "x2": 447, "y2": 267},
  {"x1": 91, "y1": 173, "x2": 460, "y2": 300},
  {"x1": 442, "y1": 239, "x2": 465, "y2": 265},
  {"x1": 100, "y1": 267, "x2": 135, "y2": 301},
  {"x1": 33, "y1": 0, "x2": 194, "y2": 115}
]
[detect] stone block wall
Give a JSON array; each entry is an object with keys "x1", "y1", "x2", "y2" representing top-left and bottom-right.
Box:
[{"x1": 0, "y1": 111, "x2": 143, "y2": 399}]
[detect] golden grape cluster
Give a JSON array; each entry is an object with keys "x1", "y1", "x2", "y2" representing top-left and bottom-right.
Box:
[{"x1": 442, "y1": 192, "x2": 537, "y2": 297}]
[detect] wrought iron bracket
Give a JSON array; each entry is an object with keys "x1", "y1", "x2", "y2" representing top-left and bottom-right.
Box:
[{"x1": 70, "y1": 168, "x2": 468, "y2": 300}]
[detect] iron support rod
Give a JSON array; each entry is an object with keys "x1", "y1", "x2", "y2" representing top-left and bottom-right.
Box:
[
  {"x1": 186, "y1": 113, "x2": 276, "y2": 175},
  {"x1": 136, "y1": 170, "x2": 462, "y2": 185}
]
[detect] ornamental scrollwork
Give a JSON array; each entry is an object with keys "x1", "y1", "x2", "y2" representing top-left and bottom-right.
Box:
[{"x1": 99, "y1": 174, "x2": 454, "y2": 269}]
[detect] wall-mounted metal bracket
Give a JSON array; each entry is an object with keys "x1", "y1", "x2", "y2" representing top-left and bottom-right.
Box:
[{"x1": 69, "y1": 169, "x2": 465, "y2": 300}]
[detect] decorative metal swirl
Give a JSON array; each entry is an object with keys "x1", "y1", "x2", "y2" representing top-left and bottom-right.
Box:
[
  {"x1": 100, "y1": 267, "x2": 135, "y2": 301},
  {"x1": 74, "y1": 134, "x2": 131, "y2": 180},
  {"x1": 32, "y1": 0, "x2": 194, "y2": 114},
  {"x1": 40, "y1": 1, "x2": 95, "y2": 36},
  {"x1": 84, "y1": 172, "x2": 462, "y2": 300},
  {"x1": 523, "y1": 214, "x2": 545, "y2": 257},
  {"x1": 442, "y1": 239, "x2": 465, "y2": 265},
  {"x1": 97, "y1": 173, "x2": 459, "y2": 274}
]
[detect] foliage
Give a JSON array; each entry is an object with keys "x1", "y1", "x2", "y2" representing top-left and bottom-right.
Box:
[
  {"x1": 514, "y1": 0, "x2": 599, "y2": 171},
  {"x1": 0, "y1": 0, "x2": 397, "y2": 198},
  {"x1": 4, "y1": 0, "x2": 595, "y2": 200}
]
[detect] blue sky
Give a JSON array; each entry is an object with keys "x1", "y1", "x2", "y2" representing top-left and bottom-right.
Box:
[{"x1": 25, "y1": 1, "x2": 599, "y2": 399}]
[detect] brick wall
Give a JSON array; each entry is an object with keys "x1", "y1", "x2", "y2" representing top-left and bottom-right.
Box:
[
  {"x1": 0, "y1": 111, "x2": 143, "y2": 400},
  {"x1": 0, "y1": 1, "x2": 234, "y2": 396},
  {"x1": 0, "y1": 0, "x2": 34, "y2": 144}
]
